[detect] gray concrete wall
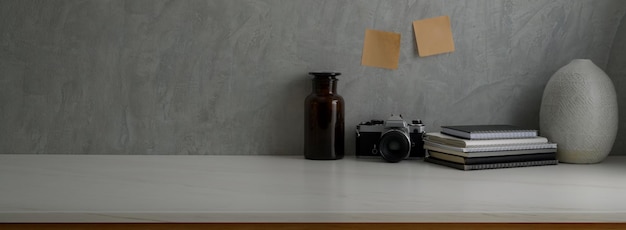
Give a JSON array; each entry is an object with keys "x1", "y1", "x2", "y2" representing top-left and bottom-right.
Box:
[
  {"x1": 607, "y1": 13, "x2": 626, "y2": 156},
  {"x1": 1, "y1": 0, "x2": 625, "y2": 155}
]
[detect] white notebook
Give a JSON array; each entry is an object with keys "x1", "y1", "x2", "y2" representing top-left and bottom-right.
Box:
[{"x1": 425, "y1": 132, "x2": 548, "y2": 148}]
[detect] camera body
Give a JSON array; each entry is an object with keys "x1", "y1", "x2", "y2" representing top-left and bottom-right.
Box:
[{"x1": 356, "y1": 115, "x2": 426, "y2": 163}]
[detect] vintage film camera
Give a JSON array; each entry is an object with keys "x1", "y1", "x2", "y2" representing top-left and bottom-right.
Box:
[{"x1": 355, "y1": 115, "x2": 426, "y2": 163}]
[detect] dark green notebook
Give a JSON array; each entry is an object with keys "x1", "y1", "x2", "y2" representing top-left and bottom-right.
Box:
[
  {"x1": 425, "y1": 156, "x2": 558, "y2": 171},
  {"x1": 427, "y1": 150, "x2": 556, "y2": 165}
]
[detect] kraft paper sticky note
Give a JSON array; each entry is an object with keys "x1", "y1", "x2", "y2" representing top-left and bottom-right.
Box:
[
  {"x1": 413, "y1": 16, "x2": 455, "y2": 57},
  {"x1": 361, "y1": 29, "x2": 401, "y2": 70}
]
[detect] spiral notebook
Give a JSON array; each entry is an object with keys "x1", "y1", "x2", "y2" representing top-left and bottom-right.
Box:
[
  {"x1": 425, "y1": 132, "x2": 548, "y2": 148},
  {"x1": 425, "y1": 156, "x2": 558, "y2": 171},
  {"x1": 424, "y1": 141, "x2": 557, "y2": 157},
  {"x1": 427, "y1": 150, "x2": 556, "y2": 165},
  {"x1": 441, "y1": 125, "x2": 538, "y2": 140}
]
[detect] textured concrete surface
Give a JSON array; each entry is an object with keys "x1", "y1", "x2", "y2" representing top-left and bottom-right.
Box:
[
  {"x1": 607, "y1": 13, "x2": 626, "y2": 156},
  {"x1": 1, "y1": 0, "x2": 625, "y2": 155}
]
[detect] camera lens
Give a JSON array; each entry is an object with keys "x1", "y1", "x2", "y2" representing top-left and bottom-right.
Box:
[{"x1": 378, "y1": 130, "x2": 411, "y2": 163}]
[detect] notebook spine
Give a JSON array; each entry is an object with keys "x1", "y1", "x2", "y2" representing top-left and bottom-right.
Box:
[
  {"x1": 467, "y1": 159, "x2": 558, "y2": 170},
  {"x1": 424, "y1": 141, "x2": 557, "y2": 152},
  {"x1": 425, "y1": 157, "x2": 559, "y2": 170},
  {"x1": 441, "y1": 127, "x2": 538, "y2": 140},
  {"x1": 472, "y1": 130, "x2": 537, "y2": 139}
]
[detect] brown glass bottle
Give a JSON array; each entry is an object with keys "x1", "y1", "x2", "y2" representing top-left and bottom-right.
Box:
[{"x1": 304, "y1": 72, "x2": 344, "y2": 160}]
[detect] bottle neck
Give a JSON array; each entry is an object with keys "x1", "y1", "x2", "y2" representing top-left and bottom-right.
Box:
[{"x1": 312, "y1": 77, "x2": 337, "y2": 95}]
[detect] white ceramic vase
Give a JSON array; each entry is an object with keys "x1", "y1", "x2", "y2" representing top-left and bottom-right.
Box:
[{"x1": 539, "y1": 59, "x2": 618, "y2": 164}]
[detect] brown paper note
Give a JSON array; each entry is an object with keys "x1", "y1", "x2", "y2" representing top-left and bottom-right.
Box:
[
  {"x1": 361, "y1": 29, "x2": 401, "y2": 70},
  {"x1": 413, "y1": 16, "x2": 455, "y2": 57}
]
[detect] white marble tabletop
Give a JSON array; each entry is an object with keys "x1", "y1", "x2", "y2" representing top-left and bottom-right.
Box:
[{"x1": 1, "y1": 154, "x2": 625, "y2": 223}]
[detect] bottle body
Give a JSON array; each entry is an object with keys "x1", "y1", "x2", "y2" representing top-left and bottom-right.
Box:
[{"x1": 304, "y1": 72, "x2": 344, "y2": 160}]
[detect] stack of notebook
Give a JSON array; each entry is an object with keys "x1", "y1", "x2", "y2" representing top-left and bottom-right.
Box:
[{"x1": 424, "y1": 125, "x2": 558, "y2": 170}]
